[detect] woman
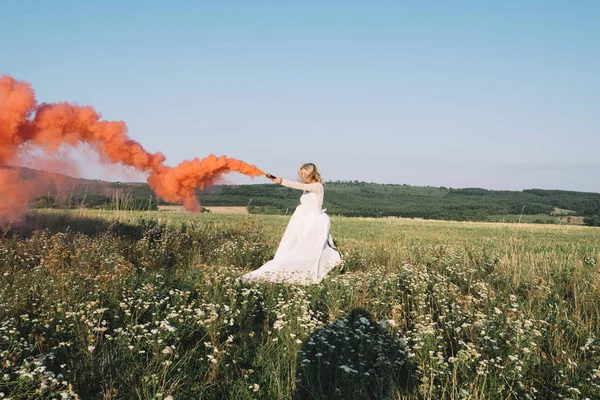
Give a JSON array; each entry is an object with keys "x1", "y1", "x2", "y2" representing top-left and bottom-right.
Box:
[{"x1": 242, "y1": 163, "x2": 342, "y2": 285}]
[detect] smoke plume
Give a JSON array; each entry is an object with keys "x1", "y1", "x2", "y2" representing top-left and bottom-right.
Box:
[{"x1": 0, "y1": 74, "x2": 264, "y2": 221}]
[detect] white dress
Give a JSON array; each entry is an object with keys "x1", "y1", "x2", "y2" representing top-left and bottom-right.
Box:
[{"x1": 242, "y1": 179, "x2": 342, "y2": 285}]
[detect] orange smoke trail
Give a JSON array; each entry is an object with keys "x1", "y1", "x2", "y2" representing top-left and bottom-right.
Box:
[
  {"x1": 0, "y1": 74, "x2": 265, "y2": 220},
  {"x1": 0, "y1": 168, "x2": 35, "y2": 224}
]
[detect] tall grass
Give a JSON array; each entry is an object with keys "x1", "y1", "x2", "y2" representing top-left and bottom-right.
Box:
[{"x1": 0, "y1": 210, "x2": 598, "y2": 399}]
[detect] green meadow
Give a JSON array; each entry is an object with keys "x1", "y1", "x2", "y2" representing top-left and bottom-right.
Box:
[{"x1": 1, "y1": 210, "x2": 598, "y2": 399}]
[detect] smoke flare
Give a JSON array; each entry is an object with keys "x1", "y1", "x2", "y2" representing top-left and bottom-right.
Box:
[{"x1": 0, "y1": 74, "x2": 264, "y2": 220}]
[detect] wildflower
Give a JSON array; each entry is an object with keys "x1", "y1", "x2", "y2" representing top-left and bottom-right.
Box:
[{"x1": 339, "y1": 365, "x2": 358, "y2": 373}]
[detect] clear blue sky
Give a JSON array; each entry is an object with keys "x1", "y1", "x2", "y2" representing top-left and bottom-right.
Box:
[{"x1": 2, "y1": 0, "x2": 599, "y2": 192}]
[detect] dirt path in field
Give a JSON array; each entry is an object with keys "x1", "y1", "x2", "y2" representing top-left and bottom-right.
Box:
[
  {"x1": 158, "y1": 205, "x2": 249, "y2": 214},
  {"x1": 203, "y1": 206, "x2": 249, "y2": 214}
]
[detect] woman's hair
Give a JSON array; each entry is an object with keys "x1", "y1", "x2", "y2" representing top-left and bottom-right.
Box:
[{"x1": 299, "y1": 163, "x2": 324, "y2": 184}]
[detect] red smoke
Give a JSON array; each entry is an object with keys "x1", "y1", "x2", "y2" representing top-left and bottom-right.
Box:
[{"x1": 0, "y1": 74, "x2": 265, "y2": 221}]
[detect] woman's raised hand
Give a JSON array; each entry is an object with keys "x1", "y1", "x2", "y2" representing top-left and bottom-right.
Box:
[{"x1": 266, "y1": 174, "x2": 282, "y2": 184}]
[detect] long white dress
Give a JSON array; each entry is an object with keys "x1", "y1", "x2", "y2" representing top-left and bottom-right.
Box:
[{"x1": 242, "y1": 179, "x2": 342, "y2": 285}]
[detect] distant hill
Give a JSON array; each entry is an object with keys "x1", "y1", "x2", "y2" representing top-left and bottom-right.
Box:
[
  {"x1": 197, "y1": 182, "x2": 600, "y2": 222},
  {"x1": 6, "y1": 166, "x2": 600, "y2": 223},
  {"x1": 1, "y1": 166, "x2": 156, "y2": 210}
]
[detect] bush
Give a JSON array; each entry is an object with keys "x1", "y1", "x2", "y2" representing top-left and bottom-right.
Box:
[{"x1": 584, "y1": 215, "x2": 600, "y2": 227}]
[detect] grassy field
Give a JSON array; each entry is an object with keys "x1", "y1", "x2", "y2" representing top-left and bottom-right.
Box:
[
  {"x1": 158, "y1": 206, "x2": 249, "y2": 214},
  {"x1": 486, "y1": 214, "x2": 586, "y2": 226},
  {"x1": 486, "y1": 214, "x2": 562, "y2": 224},
  {"x1": 1, "y1": 210, "x2": 599, "y2": 399}
]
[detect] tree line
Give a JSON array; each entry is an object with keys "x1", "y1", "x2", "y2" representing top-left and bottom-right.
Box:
[{"x1": 29, "y1": 177, "x2": 600, "y2": 226}]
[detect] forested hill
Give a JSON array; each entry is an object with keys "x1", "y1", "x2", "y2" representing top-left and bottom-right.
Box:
[
  {"x1": 8, "y1": 167, "x2": 600, "y2": 224},
  {"x1": 198, "y1": 182, "x2": 600, "y2": 221}
]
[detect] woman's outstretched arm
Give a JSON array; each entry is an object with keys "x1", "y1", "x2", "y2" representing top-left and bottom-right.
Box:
[{"x1": 280, "y1": 179, "x2": 323, "y2": 193}]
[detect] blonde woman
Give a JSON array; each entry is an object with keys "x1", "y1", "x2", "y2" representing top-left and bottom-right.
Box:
[{"x1": 242, "y1": 163, "x2": 342, "y2": 285}]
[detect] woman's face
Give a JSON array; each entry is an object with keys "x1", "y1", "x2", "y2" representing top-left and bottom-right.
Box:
[{"x1": 299, "y1": 168, "x2": 310, "y2": 182}]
